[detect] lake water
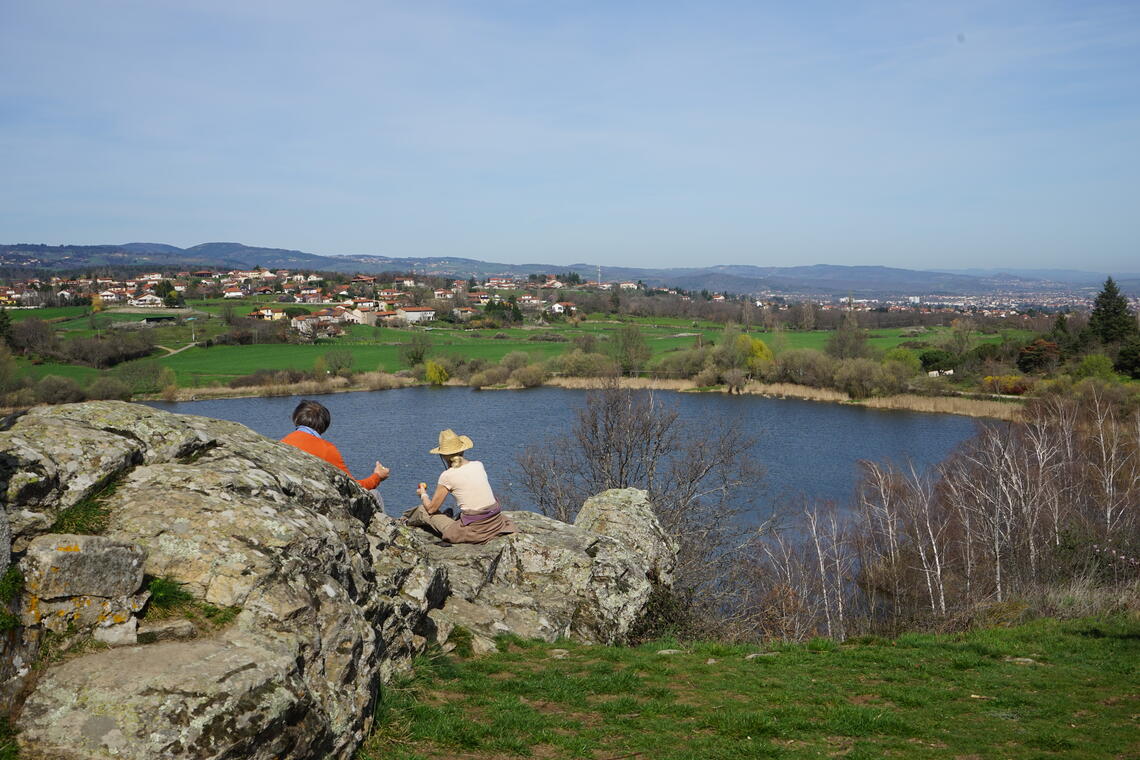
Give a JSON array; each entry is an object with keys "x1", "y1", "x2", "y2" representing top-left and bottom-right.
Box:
[{"x1": 146, "y1": 387, "x2": 981, "y2": 521}]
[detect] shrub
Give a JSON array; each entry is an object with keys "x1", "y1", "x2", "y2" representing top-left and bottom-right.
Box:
[
  {"x1": 882, "y1": 348, "x2": 923, "y2": 377},
  {"x1": 424, "y1": 360, "x2": 450, "y2": 385},
  {"x1": 323, "y1": 348, "x2": 355, "y2": 376},
  {"x1": 510, "y1": 364, "x2": 547, "y2": 388},
  {"x1": 1073, "y1": 353, "x2": 1117, "y2": 381},
  {"x1": 651, "y1": 347, "x2": 709, "y2": 379},
  {"x1": 982, "y1": 374, "x2": 1034, "y2": 395},
  {"x1": 773, "y1": 349, "x2": 836, "y2": 387},
  {"x1": 469, "y1": 366, "x2": 510, "y2": 388},
  {"x1": 85, "y1": 376, "x2": 132, "y2": 401},
  {"x1": 527, "y1": 332, "x2": 568, "y2": 342},
  {"x1": 229, "y1": 369, "x2": 313, "y2": 388},
  {"x1": 34, "y1": 375, "x2": 85, "y2": 404},
  {"x1": 499, "y1": 351, "x2": 531, "y2": 371},
  {"x1": 833, "y1": 358, "x2": 883, "y2": 399},
  {"x1": 552, "y1": 350, "x2": 618, "y2": 377}
]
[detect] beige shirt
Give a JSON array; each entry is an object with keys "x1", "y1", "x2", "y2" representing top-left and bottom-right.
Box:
[{"x1": 437, "y1": 460, "x2": 497, "y2": 513}]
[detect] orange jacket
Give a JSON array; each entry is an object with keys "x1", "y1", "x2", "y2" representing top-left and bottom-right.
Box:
[{"x1": 281, "y1": 430, "x2": 382, "y2": 490}]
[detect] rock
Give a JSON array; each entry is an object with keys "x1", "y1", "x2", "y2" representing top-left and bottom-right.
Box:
[
  {"x1": 0, "y1": 402, "x2": 678, "y2": 760},
  {"x1": 656, "y1": 649, "x2": 684, "y2": 655},
  {"x1": 22, "y1": 534, "x2": 146, "y2": 600},
  {"x1": 19, "y1": 637, "x2": 330, "y2": 759},
  {"x1": 5, "y1": 402, "x2": 386, "y2": 759},
  {"x1": 93, "y1": 618, "x2": 137, "y2": 646},
  {"x1": 706, "y1": 658, "x2": 718, "y2": 664},
  {"x1": 745, "y1": 652, "x2": 777, "y2": 659},
  {"x1": 575, "y1": 488, "x2": 678, "y2": 586},
  {"x1": 1004, "y1": 657, "x2": 1040, "y2": 665},
  {"x1": 549, "y1": 649, "x2": 570, "y2": 659},
  {"x1": 371, "y1": 506, "x2": 673, "y2": 649},
  {"x1": 137, "y1": 618, "x2": 198, "y2": 644}
]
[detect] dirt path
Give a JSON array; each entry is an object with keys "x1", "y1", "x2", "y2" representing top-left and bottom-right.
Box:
[{"x1": 154, "y1": 342, "x2": 198, "y2": 357}]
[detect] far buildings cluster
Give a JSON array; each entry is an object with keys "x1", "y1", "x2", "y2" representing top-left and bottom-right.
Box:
[{"x1": 2, "y1": 268, "x2": 1131, "y2": 333}]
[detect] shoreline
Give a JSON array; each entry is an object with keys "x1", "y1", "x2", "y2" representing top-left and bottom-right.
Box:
[{"x1": 140, "y1": 376, "x2": 1022, "y2": 420}]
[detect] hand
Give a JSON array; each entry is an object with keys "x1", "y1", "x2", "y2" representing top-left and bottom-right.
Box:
[
  {"x1": 373, "y1": 462, "x2": 390, "y2": 480},
  {"x1": 416, "y1": 482, "x2": 427, "y2": 495}
]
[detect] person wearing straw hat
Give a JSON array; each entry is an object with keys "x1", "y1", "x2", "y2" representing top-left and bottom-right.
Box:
[{"x1": 407, "y1": 429, "x2": 518, "y2": 544}]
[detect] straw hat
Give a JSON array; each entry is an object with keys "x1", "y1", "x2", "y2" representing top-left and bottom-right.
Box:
[{"x1": 430, "y1": 429, "x2": 474, "y2": 455}]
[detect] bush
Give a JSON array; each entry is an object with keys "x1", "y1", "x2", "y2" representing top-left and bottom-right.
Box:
[
  {"x1": 510, "y1": 364, "x2": 547, "y2": 388},
  {"x1": 1073, "y1": 353, "x2": 1117, "y2": 381},
  {"x1": 85, "y1": 376, "x2": 132, "y2": 401},
  {"x1": 469, "y1": 366, "x2": 510, "y2": 388},
  {"x1": 229, "y1": 369, "x2": 312, "y2": 388},
  {"x1": 982, "y1": 374, "x2": 1034, "y2": 395},
  {"x1": 651, "y1": 347, "x2": 710, "y2": 379},
  {"x1": 552, "y1": 350, "x2": 618, "y2": 378},
  {"x1": 527, "y1": 332, "x2": 568, "y2": 342},
  {"x1": 833, "y1": 358, "x2": 883, "y2": 399},
  {"x1": 772, "y1": 349, "x2": 837, "y2": 387},
  {"x1": 424, "y1": 360, "x2": 450, "y2": 385},
  {"x1": 499, "y1": 351, "x2": 531, "y2": 371},
  {"x1": 34, "y1": 375, "x2": 85, "y2": 404}
]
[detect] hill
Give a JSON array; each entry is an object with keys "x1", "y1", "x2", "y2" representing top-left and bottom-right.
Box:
[{"x1": 0, "y1": 240, "x2": 1126, "y2": 298}]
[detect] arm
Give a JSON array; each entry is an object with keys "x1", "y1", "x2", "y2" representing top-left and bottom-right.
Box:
[{"x1": 418, "y1": 484, "x2": 449, "y2": 514}]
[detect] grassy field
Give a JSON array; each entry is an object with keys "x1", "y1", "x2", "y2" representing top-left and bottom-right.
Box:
[
  {"x1": 13, "y1": 301, "x2": 1035, "y2": 390},
  {"x1": 359, "y1": 615, "x2": 1139, "y2": 760}
]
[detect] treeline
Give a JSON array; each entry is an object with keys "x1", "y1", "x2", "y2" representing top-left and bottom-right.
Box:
[
  {"x1": 735, "y1": 382, "x2": 1139, "y2": 641},
  {"x1": 4, "y1": 316, "x2": 155, "y2": 368}
]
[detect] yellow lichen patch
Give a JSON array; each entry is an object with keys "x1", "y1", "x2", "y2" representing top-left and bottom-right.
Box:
[{"x1": 55, "y1": 545, "x2": 81, "y2": 553}]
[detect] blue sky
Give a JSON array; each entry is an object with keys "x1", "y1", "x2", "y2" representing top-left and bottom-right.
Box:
[{"x1": 1, "y1": 1, "x2": 1137, "y2": 270}]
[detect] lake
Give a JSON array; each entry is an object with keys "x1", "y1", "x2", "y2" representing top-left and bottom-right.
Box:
[{"x1": 146, "y1": 387, "x2": 982, "y2": 521}]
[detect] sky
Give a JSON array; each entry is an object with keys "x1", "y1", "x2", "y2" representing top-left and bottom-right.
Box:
[{"x1": 1, "y1": 1, "x2": 1138, "y2": 271}]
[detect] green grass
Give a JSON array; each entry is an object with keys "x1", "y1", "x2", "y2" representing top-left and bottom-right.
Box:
[
  {"x1": 358, "y1": 615, "x2": 1140, "y2": 760},
  {"x1": 0, "y1": 717, "x2": 18, "y2": 760},
  {"x1": 146, "y1": 576, "x2": 194, "y2": 610},
  {"x1": 49, "y1": 479, "x2": 120, "y2": 534}
]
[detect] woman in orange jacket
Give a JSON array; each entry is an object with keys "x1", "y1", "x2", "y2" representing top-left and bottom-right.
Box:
[{"x1": 281, "y1": 399, "x2": 389, "y2": 491}]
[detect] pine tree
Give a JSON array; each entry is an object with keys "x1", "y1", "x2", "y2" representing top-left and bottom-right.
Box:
[{"x1": 1087, "y1": 277, "x2": 1138, "y2": 345}]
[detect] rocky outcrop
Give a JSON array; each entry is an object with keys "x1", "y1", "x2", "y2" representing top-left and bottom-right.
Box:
[{"x1": 0, "y1": 401, "x2": 676, "y2": 759}]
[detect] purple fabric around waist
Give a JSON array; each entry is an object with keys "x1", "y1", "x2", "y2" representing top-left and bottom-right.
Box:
[{"x1": 460, "y1": 503, "x2": 501, "y2": 526}]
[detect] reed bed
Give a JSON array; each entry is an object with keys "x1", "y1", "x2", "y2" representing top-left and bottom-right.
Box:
[{"x1": 860, "y1": 393, "x2": 1022, "y2": 420}]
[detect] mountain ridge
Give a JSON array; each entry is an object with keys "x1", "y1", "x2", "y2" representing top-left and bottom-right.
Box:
[{"x1": 0, "y1": 241, "x2": 1130, "y2": 297}]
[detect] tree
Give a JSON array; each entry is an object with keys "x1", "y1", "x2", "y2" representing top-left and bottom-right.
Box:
[
  {"x1": 1087, "y1": 277, "x2": 1137, "y2": 345},
  {"x1": 1017, "y1": 339, "x2": 1061, "y2": 374},
  {"x1": 424, "y1": 360, "x2": 449, "y2": 385},
  {"x1": 1114, "y1": 337, "x2": 1140, "y2": 378},
  {"x1": 825, "y1": 311, "x2": 871, "y2": 359},
  {"x1": 609, "y1": 325, "x2": 651, "y2": 375},
  {"x1": 323, "y1": 349, "x2": 355, "y2": 376},
  {"x1": 0, "y1": 308, "x2": 10, "y2": 347},
  {"x1": 398, "y1": 332, "x2": 432, "y2": 367},
  {"x1": 513, "y1": 383, "x2": 763, "y2": 621}
]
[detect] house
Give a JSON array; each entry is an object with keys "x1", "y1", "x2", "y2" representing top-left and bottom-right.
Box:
[
  {"x1": 619, "y1": 281, "x2": 639, "y2": 290},
  {"x1": 248, "y1": 307, "x2": 287, "y2": 321},
  {"x1": 517, "y1": 294, "x2": 541, "y2": 308},
  {"x1": 452, "y1": 306, "x2": 478, "y2": 321},
  {"x1": 129, "y1": 294, "x2": 164, "y2": 308},
  {"x1": 433, "y1": 289, "x2": 454, "y2": 300},
  {"x1": 397, "y1": 306, "x2": 436, "y2": 324},
  {"x1": 547, "y1": 301, "x2": 577, "y2": 315},
  {"x1": 223, "y1": 287, "x2": 245, "y2": 299}
]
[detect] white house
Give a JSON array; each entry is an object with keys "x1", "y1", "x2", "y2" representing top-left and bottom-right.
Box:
[{"x1": 397, "y1": 306, "x2": 436, "y2": 324}]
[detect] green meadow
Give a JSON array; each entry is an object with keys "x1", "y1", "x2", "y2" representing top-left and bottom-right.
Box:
[
  {"x1": 359, "y1": 615, "x2": 1140, "y2": 760},
  {"x1": 13, "y1": 301, "x2": 1033, "y2": 389}
]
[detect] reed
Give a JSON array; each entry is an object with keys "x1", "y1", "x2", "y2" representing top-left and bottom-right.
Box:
[{"x1": 860, "y1": 393, "x2": 1022, "y2": 420}]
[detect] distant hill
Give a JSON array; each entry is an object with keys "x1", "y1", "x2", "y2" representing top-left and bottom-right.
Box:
[{"x1": 0, "y1": 241, "x2": 1122, "y2": 298}]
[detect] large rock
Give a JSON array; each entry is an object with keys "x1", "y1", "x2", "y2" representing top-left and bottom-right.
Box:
[
  {"x1": 575, "y1": 488, "x2": 679, "y2": 586},
  {"x1": 368, "y1": 494, "x2": 676, "y2": 655},
  {"x1": 0, "y1": 402, "x2": 677, "y2": 760}
]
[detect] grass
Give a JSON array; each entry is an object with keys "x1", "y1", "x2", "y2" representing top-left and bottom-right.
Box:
[
  {"x1": 0, "y1": 718, "x2": 17, "y2": 760},
  {"x1": 0, "y1": 567, "x2": 22, "y2": 633},
  {"x1": 358, "y1": 615, "x2": 1140, "y2": 760},
  {"x1": 138, "y1": 576, "x2": 240, "y2": 632},
  {"x1": 49, "y1": 478, "x2": 120, "y2": 534}
]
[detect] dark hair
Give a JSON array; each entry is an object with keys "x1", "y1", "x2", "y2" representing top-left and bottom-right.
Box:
[{"x1": 292, "y1": 400, "x2": 331, "y2": 434}]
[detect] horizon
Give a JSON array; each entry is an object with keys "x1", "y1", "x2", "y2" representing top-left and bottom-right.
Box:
[{"x1": 2, "y1": 2, "x2": 1138, "y2": 271}]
